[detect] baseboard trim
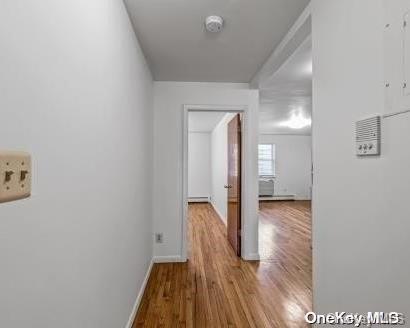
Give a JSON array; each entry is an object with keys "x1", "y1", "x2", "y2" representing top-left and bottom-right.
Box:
[
  {"x1": 153, "y1": 255, "x2": 186, "y2": 263},
  {"x1": 242, "y1": 253, "x2": 260, "y2": 261},
  {"x1": 125, "y1": 259, "x2": 154, "y2": 328},
  {"x1": 210, "y1": 201, "x2": 227, "y2": 225}
]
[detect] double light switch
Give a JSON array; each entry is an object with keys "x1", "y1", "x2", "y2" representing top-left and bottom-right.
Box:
[{"x1": 0, "y1": 151, "x2": 31, "y2": 203}]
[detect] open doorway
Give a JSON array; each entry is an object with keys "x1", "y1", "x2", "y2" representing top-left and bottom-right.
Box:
[
  {"x1": 186, "y1": 110, "x2": 243, "y2": 257},
  {"x1": 257, "y1": 36, "x2": 313, "y2": 315}
]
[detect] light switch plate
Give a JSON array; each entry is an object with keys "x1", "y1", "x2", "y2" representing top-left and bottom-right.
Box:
[{"x1": 0, "y1": 151, "x2": 31, "y2": 203}]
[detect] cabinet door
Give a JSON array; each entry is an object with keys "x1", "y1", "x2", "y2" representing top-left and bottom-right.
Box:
[
  {"x1": 404, "y1": 11, "x2": 410, "y2": 97},
  {"x1": 384, "y1": 1, "x2": 410, "y2": 113}
]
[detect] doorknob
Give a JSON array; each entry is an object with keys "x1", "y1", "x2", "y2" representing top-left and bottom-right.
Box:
[{"x1": 224, "y1": 185, "x2": 232, "y2": 189}]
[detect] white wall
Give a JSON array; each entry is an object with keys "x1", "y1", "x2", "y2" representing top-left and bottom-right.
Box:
[
  {"x1": 0, "y1": 1, "x2": 153, "y2": 327},
  {"x1": 153, "y1": 82, "x2": 259, "y2": 261},
  {"x1": 210, "y1": 114, "x2": 236, "y2": 224},
  {"x1": 259, "y1": 135, "x2": 312, "y2": 200},
  {"x1": 188, "y1": 132, "x2": 211, "y2": 199},
  {"x1": 312, "y1": 0, "x2": 410, "y2": 315}
]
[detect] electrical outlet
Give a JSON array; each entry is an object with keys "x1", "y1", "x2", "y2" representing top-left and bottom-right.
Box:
[{"x1": 155, "y1": 233, "x2": 163, "y2": 243}]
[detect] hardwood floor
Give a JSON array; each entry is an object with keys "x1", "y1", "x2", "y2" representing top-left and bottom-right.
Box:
[{"x1": 133, "y1": 201, "x2": 312, "y2": 327}]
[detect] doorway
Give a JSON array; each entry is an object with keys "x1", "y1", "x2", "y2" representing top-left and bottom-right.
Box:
[
  {"x1": 257, "y1": 36, "x2": 313, "y2": 317},
  {"x1": 184, "y1": 109, "x2": 243, "y2": 257}
]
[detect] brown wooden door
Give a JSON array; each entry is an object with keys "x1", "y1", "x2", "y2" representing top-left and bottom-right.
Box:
[{"x1": 226, "y1": 114, "x2": 241, "y2": 256}]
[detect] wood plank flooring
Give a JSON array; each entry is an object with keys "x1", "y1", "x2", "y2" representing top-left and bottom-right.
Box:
[{"x1": 133, "y1": 201, "x2": 312, "y2": 327}]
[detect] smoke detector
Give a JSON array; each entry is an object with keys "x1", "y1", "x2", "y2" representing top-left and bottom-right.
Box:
[{"x1": 205, "y1": 16, "x2": 224, "y2": 33}]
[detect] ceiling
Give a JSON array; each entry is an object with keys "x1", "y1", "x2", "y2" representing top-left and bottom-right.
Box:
[
  {"x1": 124, "y1": 0, "x2": 310, "y2": 82},
  {"x1": 259, "y1": 39, "x2": 312, "y2": 135},
  {"x1": 188, "y1": 112, "x2": 226, "y2": 132}
]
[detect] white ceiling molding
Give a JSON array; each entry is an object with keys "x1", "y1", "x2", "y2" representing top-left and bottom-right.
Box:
[
  {"x1": 260, "y1": 36, "x2": 312, "y2": 94},
  {"x1": 253, "y1": 4, "x2": 312, "y2": 136},
  {"x1": 250, "y1": 3, "x2": 312, "y2": 89}
]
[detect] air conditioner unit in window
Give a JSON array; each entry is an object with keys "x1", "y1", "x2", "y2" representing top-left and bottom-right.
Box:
[{"x1": 259, "y1": 178, "x2": 275, "y2": 197}]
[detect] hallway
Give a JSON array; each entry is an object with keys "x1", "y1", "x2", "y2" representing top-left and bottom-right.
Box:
[{"x1": 133, "y1": 202, "x2": 312, "y2": 327}]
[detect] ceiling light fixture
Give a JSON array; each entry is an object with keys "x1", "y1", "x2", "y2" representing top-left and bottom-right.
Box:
[
  {"x1": 280, "y1": 112, "x2": 312, "y2": 129},
  {"x1": 205, "y1": 16, "x2": 224, "y2": 33}
]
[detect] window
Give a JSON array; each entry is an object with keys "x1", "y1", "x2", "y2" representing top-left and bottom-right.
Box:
[{"x1": 258, "y1": 144, "x2": 275, "y2": 177}]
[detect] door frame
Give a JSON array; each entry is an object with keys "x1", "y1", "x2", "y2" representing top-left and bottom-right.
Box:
[{"x1": 182, "y1": 104, "x2": 257, "y2": 261}]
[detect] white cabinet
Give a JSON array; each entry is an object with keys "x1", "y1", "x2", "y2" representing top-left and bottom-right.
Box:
[
  {"x1": 404, "y1": 11, "x2": 410, "y2": 96},
  {"x1": 384, "y1": 1, "x2": 410, "y2": 114}
]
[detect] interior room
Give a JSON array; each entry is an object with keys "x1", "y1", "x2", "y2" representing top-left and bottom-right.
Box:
[
  {"x1": 188, "y1": 111, "x2": 235, "y2": 211},
  {"x1": 187, "y1": 110, "x2": 241, "y2": 253},
  {"x1": 1, "y1": 0, "x2": 409, "y2": 327},
  {"x1": 258, "y1": 38, "x2": 312, "y2": 202},
  {"x1": 257, "y1": 36, "x2": 313, "y2": 319}
]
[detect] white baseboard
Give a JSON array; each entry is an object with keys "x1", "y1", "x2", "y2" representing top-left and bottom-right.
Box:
[
  {"x1": 210, "y1": 201, "x2": 227, "y2": 225},
  {"x1": 153, "y1": 255, "x2": 186, "y2": 263},
  {"x1": 243, "y1": 253, "x2": 260, "y2": 261},
  {"x1": 125, "y1": 259, "x2": 154, "y2": 328}
]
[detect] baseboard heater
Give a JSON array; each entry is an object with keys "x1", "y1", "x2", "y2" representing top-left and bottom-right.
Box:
[
  {"x1": 188, "y1": 196, "x2": 210, "y2": 203},
  {"x1": 259, "y1": 195, "x2": 296, "y2": 201}
]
